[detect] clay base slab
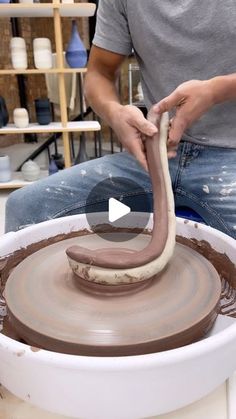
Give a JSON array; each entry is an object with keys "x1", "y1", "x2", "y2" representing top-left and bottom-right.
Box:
[{"x1": 4, "y1": 233, "x2": 221, "y2": 356}]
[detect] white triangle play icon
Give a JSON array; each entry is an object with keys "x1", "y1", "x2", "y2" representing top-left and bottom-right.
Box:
[{"x1": 108, "y1": 198, "x2": 131, "y2": 223}]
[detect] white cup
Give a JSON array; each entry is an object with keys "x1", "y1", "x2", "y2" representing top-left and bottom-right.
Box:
[
  {"x1": 0, "y1": 155, "x2": 11, "y2": 183},
  {"x1": 13, "y1": 108, "x2": 29, "y2": 128}
]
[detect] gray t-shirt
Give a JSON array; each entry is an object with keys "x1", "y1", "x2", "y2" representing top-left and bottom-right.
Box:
[{"x1": 93, "y1": 0, "x2": 236, "y2": 148}]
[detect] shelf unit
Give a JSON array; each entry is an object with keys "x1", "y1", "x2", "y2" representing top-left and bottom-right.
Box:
[
  {"x1": 0, "y1": 170, "x2": 49, "y2": 189},
  {"x1": 0, "y1": 3, "x2": 96, "y2": 18},
  {"x1": 0, "y1": 68, "x2": 88, "y2": 75},
  {"x1": 0, "y1": 2, "x2": 100, "y2": 188},
  {"x1": 0, "y1": 121, "x2": 100, "y2": 135}
]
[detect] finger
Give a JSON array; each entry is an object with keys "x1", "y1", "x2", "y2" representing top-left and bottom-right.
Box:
[
  {"x1": 153, "y1": 90, "x2": 182, "y2": 113},
  {"x1": 167, "y1": 143, "x2": 178, "y2": 152},
  {"x1": 167, "y1": 137, "x2": 178, "y2": 147},
  {"x1": 168, "y1": 114, "x2": 187, "y2": 144},
  {"x1": 167, "y1": 150, "x2": 177, "y2": 159},
  {"x1": 131, "y1": 115, "x2": 158, "y2": 137},
  {"x1": 129, "y1": 139, "x2": 148, "y2": 171},
  {"x1": 134, "y1": 148, "x2": 148, "y2": 171}
]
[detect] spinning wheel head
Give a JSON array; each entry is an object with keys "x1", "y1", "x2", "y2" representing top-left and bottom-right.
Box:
[{"x1": 4, "y1": 233, "x2": 221, "y2": 356}]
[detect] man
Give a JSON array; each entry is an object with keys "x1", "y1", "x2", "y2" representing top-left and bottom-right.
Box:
[{"x1": 5, "y1": 0, "x2": 236, "y2": 238}]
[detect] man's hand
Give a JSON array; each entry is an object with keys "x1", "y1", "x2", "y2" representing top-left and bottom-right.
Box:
[
  {"x1": 111, "y1": 104, "x2": 158, "y2": 170},
  {"x1": 153, "y1": 79, "x2": 215, "y2": 157}
]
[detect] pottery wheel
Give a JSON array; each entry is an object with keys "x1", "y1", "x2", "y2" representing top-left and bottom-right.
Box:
[{"x1": 4, "y1": 233, "x2": 222, "y2": 356}]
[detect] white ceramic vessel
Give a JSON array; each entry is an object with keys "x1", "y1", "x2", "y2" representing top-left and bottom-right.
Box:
[
  {"x1": 21, "y1": 159, "x2": 40, "y2": 181},
  {"x1": 13, "y1": 108, "x2": 29, "y2": 129},
  {"x1": 10, "y1": 37, "x2": 28, "y2": 70},
  {"x1": 0, "y1": 154, "x2": 11, "y2": 182},
  {"x1": 0, "y1": 214, "x2": 236, "y2": 419},
  {"x1": 33, "y1": 38, "x2": 53, "y2": 69}
]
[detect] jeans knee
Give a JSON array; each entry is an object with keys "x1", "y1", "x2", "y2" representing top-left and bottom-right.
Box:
[{"x1": 5, "y1": 188, "x2": 34, "y2": 233}]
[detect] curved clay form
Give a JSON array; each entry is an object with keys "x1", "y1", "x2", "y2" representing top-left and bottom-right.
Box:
[{"x1": 66, "y1": 110, "x2": 176, "y2": 285}]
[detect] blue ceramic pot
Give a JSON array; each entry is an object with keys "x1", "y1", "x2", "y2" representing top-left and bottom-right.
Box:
[
  {"x1": 0, "y1": 0, "x2": 11, "y2": 3},
  {"x1": 65, "y1": 20, "x2": 87, "y2": 68},
  {"x1": 0, "y1": 96, "x2": 9, "y2": 128},
  {"x1": 35, "y1": 98, "x2": 52, "y2": 125},
  {"x1": 49, "y1": 159, "x2": 59, "y2": 176}
]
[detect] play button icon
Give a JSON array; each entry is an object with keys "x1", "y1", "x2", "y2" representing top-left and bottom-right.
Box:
[
  {"x1": 85, "y1": 176, "x2": 151, "y2": 242},
  {"x1": 108, "y1": 198, "x2": 131, "y2": 223}
]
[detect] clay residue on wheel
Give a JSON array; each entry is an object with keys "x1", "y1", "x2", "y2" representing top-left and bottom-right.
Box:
[
  {"x1": 1, "y1": 231, "x2": 236, "y2": 291},
  {"x1": 1, "y1": 229, "x2": 236, "y2": 344},
  {"x1": 177, "y1": 236, "x2": 236, "y2": 288}
]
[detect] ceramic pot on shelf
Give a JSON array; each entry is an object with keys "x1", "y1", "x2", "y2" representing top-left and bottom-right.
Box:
[
  {"x1": 13, "y1": 108, "x2": 29, "y2": 129},
  {"x1": 21, "y1": 160, "x2": 40, "y2": 182},
  {"x1": 51, "y1": 153, "x2": 64, "y2": 170},
  {"x1": 35, "y1": 98, "x2": 52, "y2": 125},
  {"x1": 33, "y1": 38, "x2": 53, "y2": 69},
  {"x1": 0, "y1": 155, "x2": 11, "y2": 183},
  {"x1": 65, "y1": 20, "x2": 87, "y2": 68},
  {"x1": 10, "y1": 37, "x2": 28, "y2": 70},
  {"x1": 0, "y1": 96, "x2": 9, "y2": 128},
  {"x1": 48, "y1": 158, "x2": 59, "y2": 176}
]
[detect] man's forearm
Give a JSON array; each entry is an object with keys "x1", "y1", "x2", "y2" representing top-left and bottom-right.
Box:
[
  {"x1": 84, "y1": 70, "x2": 123, "y2": 129},
  {"x1": 211, "y1": 74, "x2": 236, "y2": 104}
]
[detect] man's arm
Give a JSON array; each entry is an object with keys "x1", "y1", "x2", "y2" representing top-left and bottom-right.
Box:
[
  {"x1": 84, "y1": 46, "x2": 157, "y2": 170},
  {"x1": 154, "y1": 75, "x2": 236, "y2": 156},
  {"x1": 84, "y1": 45, "x2": 125, "y2": 123},
  {"x1": 211, "y1": 74, "x2": 236, "y2": 103}
]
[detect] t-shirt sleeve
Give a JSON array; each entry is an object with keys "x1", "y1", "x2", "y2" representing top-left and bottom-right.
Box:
[{"x1": 93, "y1": 0, "x2": 133, "y2": 56}]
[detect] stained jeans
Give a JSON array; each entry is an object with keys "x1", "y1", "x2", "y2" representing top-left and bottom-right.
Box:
[{"x1": 5, "y1": 141, "x2": 236, "y2": 239}]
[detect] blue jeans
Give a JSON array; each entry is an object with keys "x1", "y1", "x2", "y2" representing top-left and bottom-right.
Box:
[{"x1": 5, "y1": 141, "x2": 236, "y2": 239}]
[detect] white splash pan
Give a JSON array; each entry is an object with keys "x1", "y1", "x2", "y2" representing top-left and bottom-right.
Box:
[{"x1": 0, "y1": 213, "x2": 236, "y2": 419}]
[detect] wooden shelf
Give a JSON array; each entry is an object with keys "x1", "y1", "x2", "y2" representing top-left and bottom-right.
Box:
[
  {"x1": 0, "y1": 121, "x2": 100, "y2": 135},
  {"x1": 0, "y1": 1, "x2": 99, "y2": 169},
  {"x1": 0, "y1": 3, "x2": 96, "y2": 18},
  {"x1": 0, "y1": 68, "x2": 87, "y2": 75},
  {"x1": 0, "y1": 170, "x2": 49, "y2": 190}
]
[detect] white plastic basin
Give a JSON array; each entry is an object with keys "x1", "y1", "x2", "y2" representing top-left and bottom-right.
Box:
[{"x1": 0, "y1": 213, "x2": 236, "y2": 419}]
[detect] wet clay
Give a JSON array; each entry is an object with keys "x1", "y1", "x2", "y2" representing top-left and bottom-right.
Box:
[
  {"x1": 1, "y1": 229, "x2": 235, "y2": 355},
  {"x1": 177, "y1": 236, "x2": 236, "y2": 289},
  {"x1": 4, "y1": 236, "x2": 221, "y2": 356},
  {"x1": 66, "y1": 110, "x2": 175, "y2": 272},
  {"x1": 1, "y1": 230, "x2": 235, "y2": 297},
  {"x1": 178, "y1": 236, "x2": 236, "y2": 317}
]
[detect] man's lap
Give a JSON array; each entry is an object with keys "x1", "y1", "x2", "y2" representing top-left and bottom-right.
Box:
[{"x1": 5, "y1": 143, "x2": 236, "y2": 239}]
